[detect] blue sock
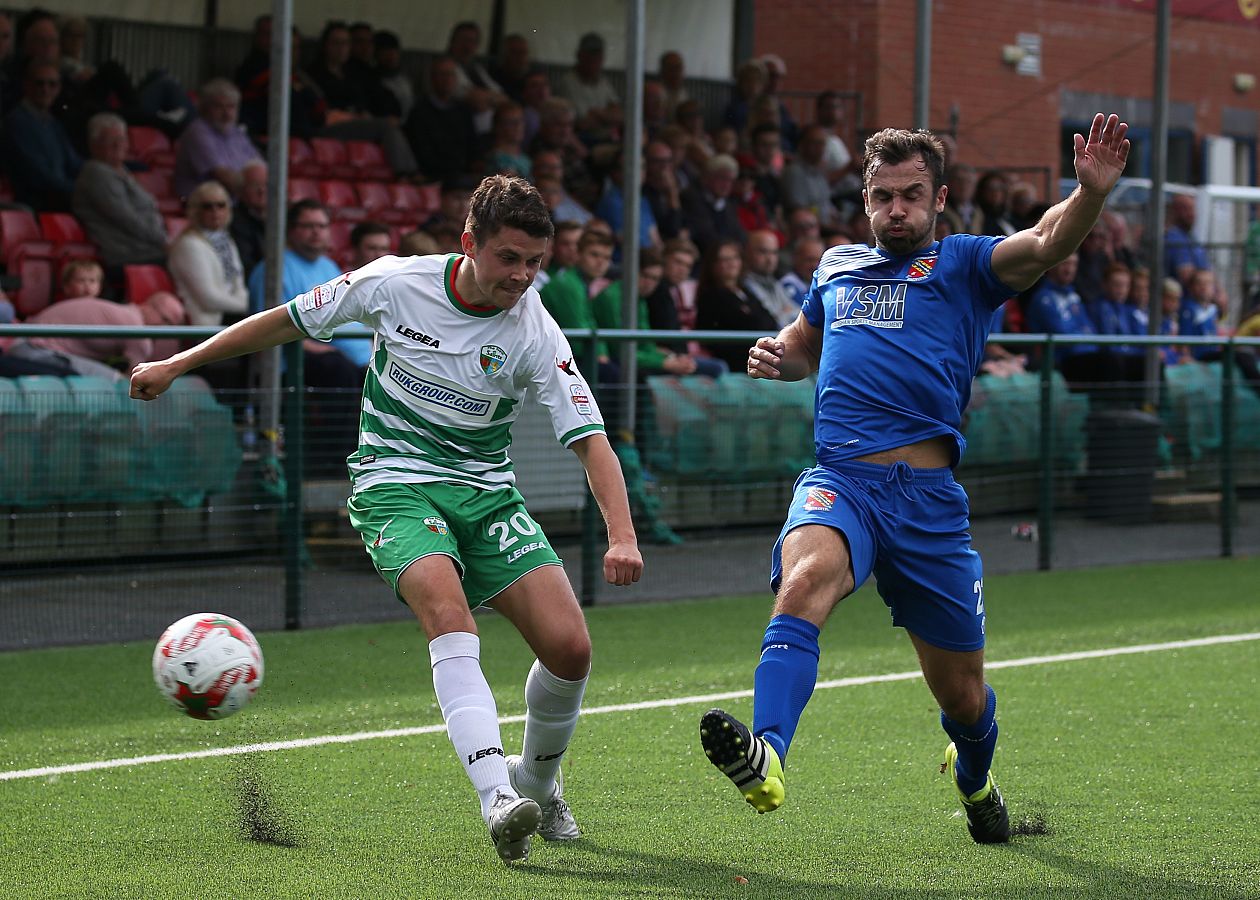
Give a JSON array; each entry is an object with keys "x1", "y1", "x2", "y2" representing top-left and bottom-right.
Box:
[
  {"x1": 752, "y1": 614, "x2": 820, "y2": 763},
  {"x1": 941, "y1": 684, "x2": 998, "y2": 797}
]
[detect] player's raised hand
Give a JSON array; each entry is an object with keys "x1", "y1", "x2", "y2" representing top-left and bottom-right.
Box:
[
  {"x1": 747, "y1": 336, "x2": 785, "y2": 379},
  {"x1": 1074, "y1": 112, "x2": 1130, "y2": 197},
  {"x1": 603, "y1": 539, "x2": 643, "y2": 587},
  {"x1": 129, "y1": 358, "x2": 181, "y2": 401}
]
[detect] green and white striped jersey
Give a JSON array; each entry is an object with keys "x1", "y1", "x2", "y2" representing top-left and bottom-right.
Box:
[{"x1": 287, "y1": 253, "x2": 604, "y2": 494}]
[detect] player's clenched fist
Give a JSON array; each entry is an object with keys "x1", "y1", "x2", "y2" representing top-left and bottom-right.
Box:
[
  {"x1": 129, "y1": 360, "x2": 180, "y2": 401},
  {"x1": 604, "y1": 541, "x2": 643, "y2": 586},
  {"x1": 747, "y1": 336, "x2": 785, "y2": 379}
]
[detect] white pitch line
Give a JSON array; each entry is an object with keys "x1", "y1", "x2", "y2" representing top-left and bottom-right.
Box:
[{"x1": 3, "y1": 631, "x2": 1257, "y2": 783}]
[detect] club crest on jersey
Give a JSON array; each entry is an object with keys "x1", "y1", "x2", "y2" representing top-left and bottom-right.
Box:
[
  {"x1": 907, "y1": 255, "x2": 936, "y2": 280},
  {"x1": 804, "y1": 487, "x2": 837, "y2": 511},
  {"x1": 423, "y1": 516, "x2": 449, "y2": 535},
  {"x1": 480, "y1": 344, "x2": 507, "y2": 375}
]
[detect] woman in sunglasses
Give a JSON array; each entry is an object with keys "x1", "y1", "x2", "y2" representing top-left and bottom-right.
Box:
[{"x1": 167, "y1": 180, "x2": 248, "y2": 327}]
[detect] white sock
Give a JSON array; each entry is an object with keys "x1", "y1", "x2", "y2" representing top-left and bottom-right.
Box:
[
  {"x1": 429, "y1": 632, "x2": 511, "y2": 821},
  {"x1": 515, "y1": 659, "x2": 588, "y2": 802}
]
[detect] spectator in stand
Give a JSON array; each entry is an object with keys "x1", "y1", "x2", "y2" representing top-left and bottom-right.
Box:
[
  {"x1": 3, "y1": 60, "x2": 81, "y2": 211},
  {"x1": 813, "y1": 90, "x2": 855, "y2": 187},
  {"x1": 2, "y1": 9, "x2": 58, "y2": 114},
  {"x1": 655, "y1": 124, "x2": 696, "y2": 192},
  {"x1": 1101, "y1": 210, "x2": 1138, "y2": 271},
  {"x1": 530, "y1": 97, "x2": 593, "y2": 202},
  {"x1": 595, "y1": 148, "x2": 661, "y2": 259},
  {"x1": 643, "y1": 140, "x2": 685, "y2": 241},
  {"x1": 229, "y1": 160, "x2": 268, "y2": 282},
  {"x1": 713, "y1": 125, "x2": 740, "y2": 159},
  {"x1": 757, "y1": 53, "x2": 799, "y2": 150},
  {"x1": 680, "y1": 153, "x2": 746, "y2": 256},
  {"x1": 446, "y1": 21, "x2": 505, "y2": 135},
  {"x1": 722, "y1": 59, "x2": 766, "y2": 136},
  {"x1": 695, "y1": 238, "x2": 779, "y2": 372},
  {"x1": 60, "y1": 258, "x2": 104, "y2": 301},
  {"x1": 556, "y1": 32, "x2": 621, "y2": 142},
  {"x1": 940, "y1": 163, "x2": 983, "y2": 235},
  {"x1": 173, "y1": 78, "x2": 261, "y2": 199},
  {"x1": 397, "y1": 229, "x2": 439, "y2": 257},
  {"x1": 1158, "y1": 278, "x2": 1190, "y2": 364},
  {"x1": 674, "y1": 99, "x2": 715, "y2": 173},
  {"x1": 485, "y1": 101, "x2": 531, "y2": 178},
  {"x1": 1122, "y1": 271, "x2": 1180, "y2": 367},
  {"x1": 518, "y1": 69, "x2": 549, "y2": 148},
  {"x1": 245, "y1": 198, "x2": 365, "y2": 470},
  {"x1": 976, "y1": 170, "x2": 1017, "y2": 237},
  {"x1": 743, "y1": 123, "x2": 785, "y2": 223},
  {"x1": 541, "y1": 228, "x2": 622, "y2": 426},
  {"x1": 779, "y1": 235, "x2": 825, "y2": 311},
  {"x1": 658, "y1": 51, "x2": 689, "y2": 123},
  {"x1": 1086, "y1": 261, "x2": 1130, "y2": 339},
  {"x1": 490, "y1": 33, "x2": 534, "y2": 104},
  {"x1": 1073, "y1": 222, "x2": 1113, "y2": 304},
  {"x1": 778, "y1": 208, "x2": 821, "y2": 273},
  {"x1": 423, "y1": 178, "x2": 476, "y2": 235},
  {"x1": 309, "y1": 21, "x2": 416, "y2": 176},
  {"x1": 73, "y1": 112, "x2": 167, "y2": 277},
  {"x1": 10, "y1": 289, "x2": 185, "y2": 380},
  {"x1": 347, "y1": 22, "x2": 376, "y2": 83},
  {"x1": 235, "y1": 18, "x2": 327, "y2": 143},
  {"x1": 0, "y1": 13, "x2": 12, "y2": 108},
  {"x1": 531, "y1": 149, "x2": 592, "y2": 225},
  {"x1": 781, "y1": 125, "x2": 840, "y2": 228},
  {"x1": 167, "y1": 181, "x2": 249, "y2": 328},
  {"x1": 372, "y1": 31, "x2": 414, "y2": 120},
  {"x1": 330, "y1": 221, "x2": 392, "y2": 367},
  {"x1": 1178, "y1": 268, "x2": 1220, "y2": 359},
  {"x1": 742, "y1": 230, "x2": 797, "y2": 327},
  {"x1": 1165, "y1": 194, "x2": 1209, "y2": 290},
  {"x1": 641, "y1": 238, "x2": 726, "y2": 376},
  {"x1": 545, "y1": 220, "x2": 583, "y2": 279},
  {"x1": 642, "y1": 80, "x2": 669, "y2": 141},
  {"x1": 405, "y1": 56, "x2": 479, "y2": 185},
  {"x1": 732, "y1": 167, "x2": 775, "y2": 237},
  {"x1": 1008, "y1": 181, "x2": 1040, "y2": 230}
]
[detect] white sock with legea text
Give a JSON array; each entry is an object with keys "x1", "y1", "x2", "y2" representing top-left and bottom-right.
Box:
[
  {"x1": 429, "y1": 632, "x2": 511, "y2": 821},
  {"x1": 516, "y1": 659, "x2": 589, "y2": 802}
]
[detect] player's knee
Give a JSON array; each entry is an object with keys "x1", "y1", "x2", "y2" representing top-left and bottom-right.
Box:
[
  {"x1": 544, "y1": 630, "x2": 592, "y2": 680},
  {"x1": 776, "y1": 561, "x2": 851, "y2": 620},
  {"x1": 939, "y1": 683, "x2": 987, "y2": 725}
]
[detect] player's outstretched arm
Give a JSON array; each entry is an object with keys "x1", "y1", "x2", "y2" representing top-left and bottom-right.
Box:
[
  {"x1": 570, "y1": 433, "x2": 643, "y2": 587},
  {"x1": 992, "y1": 112, "x2": 1130, "y2": 291},
  {"x1": 130, "y1": 306, "x2": 303, "y2": 401},
  {"x1": 747, "y1": 314, "x2": 822, "y2": 381}
]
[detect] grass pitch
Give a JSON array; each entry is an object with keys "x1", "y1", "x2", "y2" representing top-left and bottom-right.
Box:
[{"x1": 1, "y1": 557, "x2": 1258, "y2": 899}]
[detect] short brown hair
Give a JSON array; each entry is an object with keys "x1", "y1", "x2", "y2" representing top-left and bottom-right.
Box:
[
  {"x1": 61, "y1": 258, "x2": 103, "y2": 290},
  {"x1": 862, "y1": 128, "x2": 946, "y2": 192},
  {"x1": 662, "y1": 237, "x2": 699, "y2": 262},
  {"x1": 466, "y1": 174, "x2": 554, "y2": 245},
  {"x1": 578, "y1": 229, "x2": 615, "y2": 251}
]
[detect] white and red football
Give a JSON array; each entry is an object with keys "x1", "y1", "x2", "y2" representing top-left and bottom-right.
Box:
[{"x1": 153, "y1": 613, "x2": 264, "y2": 720}]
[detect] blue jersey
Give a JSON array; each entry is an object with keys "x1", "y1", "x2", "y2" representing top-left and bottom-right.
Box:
[{"x1": 800, "y1": 235, "x2": 1013, "y2": 468}]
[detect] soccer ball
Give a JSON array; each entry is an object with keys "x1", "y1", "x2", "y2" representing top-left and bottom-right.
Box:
[{"x1": 153, "y1": 613, "x2": 264, "y2": 720}]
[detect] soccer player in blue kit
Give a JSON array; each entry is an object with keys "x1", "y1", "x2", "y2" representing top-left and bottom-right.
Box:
[{"x1": 700, "y1": 114, "x2": 1130, "y2": 843}]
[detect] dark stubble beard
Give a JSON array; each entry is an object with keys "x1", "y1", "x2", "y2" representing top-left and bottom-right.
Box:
[{"x1": 873, "y1": 215, "x2": 936, "y2": 256}]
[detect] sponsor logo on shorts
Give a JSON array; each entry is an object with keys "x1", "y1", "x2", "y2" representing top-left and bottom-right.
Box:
[
  {"x1": 388, "y1": 362, "x2": 493, "y2": 418},
  {"x1": 506, "y1": 540, "x2": 546, "y2": 564},
  {"x1": 372, "y1": 517, "x2": 396, "y2": 548},
  {"x1": 423, "y1": 516, "x2": 448, "y2": 536},
  {"x1": 480, "y1": 344, "x2": 507, "y2": 375},
  {"x1": 569, "y1": 384, "x2": 592, "y2": 415},
  {"x1": 803, "y1": 487, "x2": 837, "y2": 511}
]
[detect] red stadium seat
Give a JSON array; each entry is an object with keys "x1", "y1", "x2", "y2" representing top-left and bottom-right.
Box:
[
  {"x1": 355, "y1": 180, "x2": 405, "y2": 222},
  {"x1": 288, "y1": 137, "x2": 322, "y2": 178},
  {"x1": 123, "y1": 264, "x2": 175, "y2": 305},
  {"x1": 310, "y1": 137, "x2": 353, "y2": 179},
  {"x1": 387, "y1": 183, "x2": 440, "y2": 224},
  {"x1": 9, "y1": 243, "x2": 55, "y2": 318},
  {"x1": 416, "y1": 182, "x2": 442, "y2": 215},
  {"x1": 318, "y1": 180, "x2": 366, "y2": 221},
  {"x1": 38, "y1": 212, "x2": 88, "y2": 245},
  {"x1": 328, "y1": 220, "x2": 354, "y2": 255},
  {"x1": 128, "y1": 126, "x2": 176, "y2": 169},
  {"x1": 287, "y1": 177, "x2": 321, "y2": 204},
  {"x1": 345, "y1": 140, "x2": 392, "y2": 182},
  {"x1": 132, "y1": 170, "x2": 183, "y2": 215},
  {"x1": 0, "y1": 209, "x2": 42, "y2": 264}
]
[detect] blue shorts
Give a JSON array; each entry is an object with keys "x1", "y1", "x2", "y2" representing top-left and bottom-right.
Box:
[{"x1": 770, "y1": 461, "x2": 986, "y2": 652}]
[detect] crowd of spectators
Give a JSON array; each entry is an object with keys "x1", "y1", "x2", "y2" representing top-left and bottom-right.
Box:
[{"x1": 1, "y1": 7, "x2": 1255, "y2": 407}]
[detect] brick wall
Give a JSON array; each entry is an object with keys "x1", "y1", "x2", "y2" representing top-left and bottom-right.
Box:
[{"x1": 753, "y1": 0, "x2": 1260, "y2": 199}]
